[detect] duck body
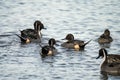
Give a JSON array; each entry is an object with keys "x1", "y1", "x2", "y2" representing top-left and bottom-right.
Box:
[
  {"x1": 61, "y1": 40, "x2": 85, "y2": 49},
  {"x1": 21, "y1": 29, "x2": 40, "y2": 42},
  {"x1": 107, "y1": 54, "x2": 120, "y2": 64},
  {"x1": 41, "y1": 45, "x2": 56, "y2": 56},
  {"x1": 41, "y1": 38, "x2": 57, "y2": 57},
  {"x1": 96, "y1": 48, "x2": 120, "y2": 75},
  {"x1": 98, "y1": 29, "x2": 113, "y2": 44},
  {"x1": 17, "y1": 20, "x2": 46, "y2": 43},
  {"x1": 61, "y1": 34, "x2": 91, "y2": 50},
  {"x1": 98, "y1": 35, "x2": 113, "y2": 43},
  {"x1": 101, "y1": 63, "x2": 120, "y2": 75}
]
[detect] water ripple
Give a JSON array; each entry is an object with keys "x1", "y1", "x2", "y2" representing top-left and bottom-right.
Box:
[{"x1": 0, "y1": 0, "x2": 120, "y2": 80}]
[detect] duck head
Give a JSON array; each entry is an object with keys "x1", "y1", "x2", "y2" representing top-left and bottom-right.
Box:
[
  {"x1": 48, "y1": 38, "x2": 56, "y2": 46},
  {"x1": 34, "y1": 20, "x2": 46, "y2": 31},
  {"x1": 96, "y1": 48, "x2": 108, "y2": 59},
  {"x1": 34, "y1": 20, "x2": 46, "y2": 36},
  {"x1": 104, "y1": 29, "x2": 110, "y2": 36},
  {"x1": 63, "y1": 34, "x2": 74, "y2": 42}
]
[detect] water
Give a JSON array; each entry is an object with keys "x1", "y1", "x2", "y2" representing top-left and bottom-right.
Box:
[{"x1": 0, "y1": 0, "x2": 120, "y2": 80}]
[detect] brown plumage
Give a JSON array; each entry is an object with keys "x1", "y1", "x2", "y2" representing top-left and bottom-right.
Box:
[
  {"x1": 98, "y1": 29, "x2": 113, "y2": 44},
  {"x1": 17, "y1": 20, "x2": 46, "y2": 43},
  {"x1": 96, "y1": 48, "x2": 120, "y2": 75},
  {"x1": 41, "y1": 38, "x2": 57, "y2": 57},
  {"x1": 61, "y1": 34, "x2": 91, "y2": 50}
]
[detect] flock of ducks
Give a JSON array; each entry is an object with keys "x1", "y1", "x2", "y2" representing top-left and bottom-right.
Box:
[{"x1": 16, "y1": 20, "x2": 120, "y2": 75}]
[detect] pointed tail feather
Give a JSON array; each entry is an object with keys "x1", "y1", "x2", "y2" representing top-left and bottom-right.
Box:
[
  {"x1": 80, "y1": 40, "x2": 92, "y2": 48},
  {"x1": 84, "y1": 39, "x2": 92, "y2": 46},
  {"x1": 15, "y1": 34, "x2": 27, "y2": 42}
]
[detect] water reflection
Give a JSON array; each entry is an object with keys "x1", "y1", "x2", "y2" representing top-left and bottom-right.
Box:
[
  {"x1": 100, "y1": 72, "x2": 108, "y2": 80},
  {"x1": 100, "y1": 71, "x2": 120, "y2": 80},
  {"x1": 99, "y1": 43, "x2": 111, "y2": 48},
  {"x1": 0, "y1": 0, "x2": 120, "y2": 80}
]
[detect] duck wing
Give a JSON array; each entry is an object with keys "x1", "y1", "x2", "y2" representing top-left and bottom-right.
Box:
[
  {"x1": 107, "y1": 55, "x2": 120, "y2": 63},
  {"x1": 21, "y1": 29, "x2": 38, "y2": 39}
]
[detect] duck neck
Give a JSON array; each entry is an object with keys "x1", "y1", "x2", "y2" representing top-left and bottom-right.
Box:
[
  {"x1": 49, "y1": 42, "x2": 54, "y2": 47},
  {"x1": 100, "y1": 50, "x2": 108, "y2": 68},
  {"x1": 37, "y1": 31, "x2": 42, "y2": 38}
]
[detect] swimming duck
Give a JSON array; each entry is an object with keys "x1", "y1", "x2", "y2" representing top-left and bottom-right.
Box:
[
  {"x1": 41, "y1": 38, "x2": 57, "y2": 57},
  {"x1": 61, "y1": 34, "x2": 91, "y2": 50},
  {"x1": 96, "y1": 48, "x2": 120, "y2": 64},
  {"x1": 17, "y1": 20, "x2": 46, "y2": 43},
  {"x1": 98, "y1": 29, "x2": 113, "y2": 44},
  {"x1": 96, "y1": 48, "x2": 120, "y2": 75}
]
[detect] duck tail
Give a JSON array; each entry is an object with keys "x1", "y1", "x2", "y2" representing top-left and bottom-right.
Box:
[
  {"x1": 84, "y1": 39, "x2": 92, "y2": 46},
  {"x1": 81, "y1": 40, "x2": 92, "y2": 48},
  {"x1": 15, "y1": 34, "x2": 27, "y2": 42}
]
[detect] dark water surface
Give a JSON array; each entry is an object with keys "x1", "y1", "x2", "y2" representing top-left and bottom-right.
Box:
[{"x1": 0, "y1": 0, "x2": 120, "y2": 80}]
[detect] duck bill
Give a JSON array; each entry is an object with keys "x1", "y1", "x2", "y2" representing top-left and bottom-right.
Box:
[
  {"x1": 96, "y1": 55, "x2": 100, "y2": 59},
  {"x1": 43, "y1": 27, "x2": 47, "y2": 29},
  {"x1": 62, "y1": 38, "x2": 66, "y2": 40}
]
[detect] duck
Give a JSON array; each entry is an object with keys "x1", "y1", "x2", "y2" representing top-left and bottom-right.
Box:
[
  {"x1": 40, "y1": 38, "x2": 57, "y2": 57},
  {"x1": 96, "y1": 48, "x2": 120, "y2": 75},
  {"x1": 17, "y1": 20, "x2": 46, "y2": 43},
  {"x1": 61, "y1": 34, "x2": 91, "y2": 50},
  {"x1": 98, "y1": 29, "x2": 113, "y2": 44},
  {"x1": 96, "y1": 48, "x2": 120, "y2": 64}
]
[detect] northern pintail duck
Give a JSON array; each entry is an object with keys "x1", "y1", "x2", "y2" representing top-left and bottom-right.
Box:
[
  {"x1": 61, "y1": 34, "x2": 91, "y2": 50},
  {"x1": 96, "y1": 48, "x2": 120, "y2": 64},
  {"x1": 40, "y1": 38, "x2": 57, "y2": 57},
  {"x1": 96, "y1": 48, "x2": 120, "y2": 75},
  {"x1": 17, "y1": 20, "x2": 46, "y2": 43},
  {"x1": 98, "y1": 29, "x2": 113, "y2": 44}
]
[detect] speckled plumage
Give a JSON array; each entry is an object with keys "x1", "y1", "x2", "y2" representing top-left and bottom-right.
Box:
[{"x1": 98, "y1": 29, "x2": 113, "y2": 44}]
